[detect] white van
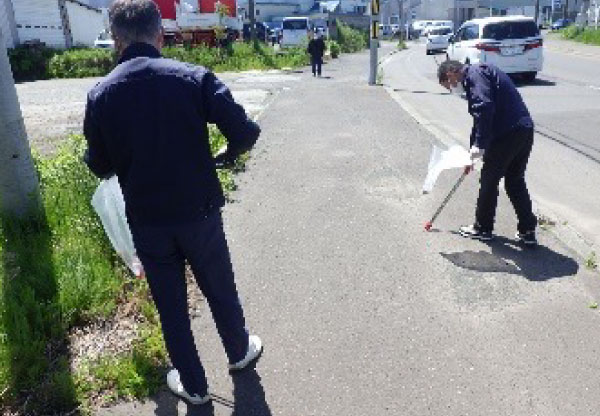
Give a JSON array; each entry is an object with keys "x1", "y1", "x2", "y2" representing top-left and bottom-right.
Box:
[
  {"x1": 446, "y1": 16, "x2": 543, "y2": 81},
  {"x1": 281, "y1": 17, "x2": 310, "y2": 47}
]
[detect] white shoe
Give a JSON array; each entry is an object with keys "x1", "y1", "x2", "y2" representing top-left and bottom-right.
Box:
[
  {"x1": 229, "y1": 335, "x2": 263, "y2": 371},
  {"x1": 166, "y1": 369, "x2": 211, "y2": 405}
]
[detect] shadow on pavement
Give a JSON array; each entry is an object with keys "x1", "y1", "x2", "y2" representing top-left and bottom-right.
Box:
[
  {"x1": 440, "y1": 235, "x2": 579, "y2": 281},
  {"x1": 514, "y1": 78, "x2": 557, "y2": 88},
  {"x1": 393, "y1": 87, "x2": 448, "y2": 96}
]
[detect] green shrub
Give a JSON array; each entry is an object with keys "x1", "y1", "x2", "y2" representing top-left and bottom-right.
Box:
[
  {"x1": 328, "y1": 40, "x2": 341, "y2": 58},
  {"x1": 561, "y1": 26, "x2": 600, "y2": 45},
  {"x1": 8, "y1": 45, "x2": 58, "y2": 81},
  {"x1": 163, "y1": 42, "x2": 308, "y2": 71},
  {"x1": 336, "y1": 20, "x2": 369, "y2": 53},
  {"x1": 48, "y1": 48, "x2": 115, "y2": 78}
]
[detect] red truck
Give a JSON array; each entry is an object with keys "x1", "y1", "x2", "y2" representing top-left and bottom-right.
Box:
[{"x1": 153, "y1": 0, "x2": 242, "y2": 46}]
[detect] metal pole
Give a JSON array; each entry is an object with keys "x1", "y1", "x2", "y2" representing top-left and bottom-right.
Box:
[{"x1": 369, "y1": 0, "x2": 379, "y2": 85}]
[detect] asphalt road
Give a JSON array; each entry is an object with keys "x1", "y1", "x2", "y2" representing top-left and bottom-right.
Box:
[
  {"x1": 382, "y1": 35, "x2": 600, "y2": 256},
  {"x1": 99, "y1": 46, "x2": 600, "y2": 416}
]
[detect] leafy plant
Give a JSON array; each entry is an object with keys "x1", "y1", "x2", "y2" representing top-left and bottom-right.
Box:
[
  {"x1": 336, "y1": 20, "x2": 369, "y2": 53},
  {"x1": 8, "y1": 45, "x2": 58, "y2": 81},
  {"x1": 328, "y1": 40, "x2": 341, "y2": 58},
  {"x1": 585, "y1": 251, "x2": 598, "y2": 270},
  {"x1": 48, "y1": 48, "x2": 115, "y2": 78}
]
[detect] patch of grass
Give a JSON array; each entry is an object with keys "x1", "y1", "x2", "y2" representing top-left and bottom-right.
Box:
[
  {"x1": 561, "y1": 26, "x2": 600, "y2": 46},
  {"x1": 0, "y1": 126, "x2": 241, "y2": 413},
  {"x1": 589, "y1": 302, "x2": 598, "y2": 309},
  {"x1": 376, "y1": 67, "x2": 384, "y2": 85},
  {"x1": 336, "y1": 20, "x2": 369, "y2": 53},
  {"x1": 585, "y1": 251, "x2": 598, "y2": 270},
  {"x1": 537, "y1": 214, "x2": 556, "y2": 230}
]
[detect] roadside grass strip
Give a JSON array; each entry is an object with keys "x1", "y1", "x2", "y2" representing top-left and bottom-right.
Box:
[
  {"x1": 0, "y1": 129, "x2": 238, "y2": 414},
  {"x1": 561, "y1": 26, "x2": 600, "y2": 46}
]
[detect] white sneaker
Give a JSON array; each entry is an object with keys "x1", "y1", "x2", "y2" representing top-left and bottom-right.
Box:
[
  {"x1": 229, "y1": 335, "x2": 263, "y2": 371},
  {"x1": 166, "y1": 369, "x2": 211, "y2": 405}
]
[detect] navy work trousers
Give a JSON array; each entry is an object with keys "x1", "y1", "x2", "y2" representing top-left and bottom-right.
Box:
[
  {"x1": 476, "y1": 127, "x2": 537, "y2": 233},
  {"x1": 130, "y1": 210, "x2": 249, "y2": 396},
  {"x1": 311, "y1": 56, "x2": 322, "y2": 76}
]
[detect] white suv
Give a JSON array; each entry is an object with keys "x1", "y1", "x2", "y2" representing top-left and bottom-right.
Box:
[{"x1": 446, "y1": 16, "x2": 543, "y2": 81}]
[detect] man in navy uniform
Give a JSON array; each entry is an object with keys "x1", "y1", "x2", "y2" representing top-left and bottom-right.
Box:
[
  {"x1": 84, "y1": 0, "x2": 263, "y2": 405},
  {"x1": 438, "y1": 60, "x2": 537, "y2": 246}
]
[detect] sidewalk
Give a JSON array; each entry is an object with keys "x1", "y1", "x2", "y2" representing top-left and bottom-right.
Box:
[
  {"x1": 544, "y1": 31, "x2": 600, "y2": 60},
  {"x1": 97, "y1": 47, "x2": 600, "y2": 416}
]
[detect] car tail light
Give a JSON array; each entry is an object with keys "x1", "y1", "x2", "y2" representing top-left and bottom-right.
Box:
[
  {"x1": 475, "y1": 43, "x2": 500, "y2": 53},
  {"x1": 524, "y1": 40, "x2": 543, "y2": 50}
]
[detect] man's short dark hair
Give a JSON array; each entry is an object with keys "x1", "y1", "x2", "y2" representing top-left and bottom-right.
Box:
[
  {"x1": 438, "y1": 60, "x2": 464, "y2": 83},
  {"x1": 109, "y1": 0, "x2": 162, "y2": 45}
]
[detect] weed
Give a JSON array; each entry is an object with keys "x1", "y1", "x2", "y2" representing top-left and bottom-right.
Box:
[{"x1": 585, "y1": 251, "x2": 598, "y2": 270}]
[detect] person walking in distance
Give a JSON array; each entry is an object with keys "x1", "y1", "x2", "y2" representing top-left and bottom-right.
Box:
[
  {"x1": 307, "y1": 30, "x2": 325, "y2": 77},
  {"x1": 83, "y1": 0, "x2": 263, "y2": 405},
  {"x1": 437, "y1": 60, "x2": 538, "y2": 246}
]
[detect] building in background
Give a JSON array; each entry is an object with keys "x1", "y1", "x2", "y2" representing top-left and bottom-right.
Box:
[{"x1": 0, "y1": 0, "x2": 105, "y2": 49}]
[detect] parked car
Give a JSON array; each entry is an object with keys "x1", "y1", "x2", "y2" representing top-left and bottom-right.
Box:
[
  {"x1": 94, "y1": 29, "x2": 114, "y2": 49},
  {"x1": 425, "y1": 26, "x2": 453, "y2": 55},
  {"x1": 446, "y1": 16, "x2": 543, "y2": 82},
  {"x1": 551, "y1": 18, "x2": 572, "y2": 30}
]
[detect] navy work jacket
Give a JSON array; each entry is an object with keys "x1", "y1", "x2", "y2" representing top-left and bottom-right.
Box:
[
  {"x1": 84, "y1": 43, "x2": 260, "y2": 225},
  {"x1": 462, "y1": 64, "x2": 533, "y2": 150}
]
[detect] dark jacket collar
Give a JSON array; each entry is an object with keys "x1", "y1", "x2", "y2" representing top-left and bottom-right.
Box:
[{"x1": 118, "y1": 42, "x2": 161, "y2": 64}]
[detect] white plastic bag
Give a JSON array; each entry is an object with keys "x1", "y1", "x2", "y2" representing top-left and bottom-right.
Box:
[
  {"x1": 91, "y1": 176, "x2": 143, "y2": 277},
  {"x1": 422, "y1": 145, "x2": 471, "y2": 193}
]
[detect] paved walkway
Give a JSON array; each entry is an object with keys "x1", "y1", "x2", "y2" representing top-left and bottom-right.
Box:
[
  {"x1": 97, "y1": 46, "x2": 600, "y2": 416},
  {"x1": 544, "y1": 31, "x2": 600, "y2": 60}
]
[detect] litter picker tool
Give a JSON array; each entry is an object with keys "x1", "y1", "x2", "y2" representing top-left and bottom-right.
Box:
[{"x1": 424, "y1": 169, "x2": 468, "y2": 231}]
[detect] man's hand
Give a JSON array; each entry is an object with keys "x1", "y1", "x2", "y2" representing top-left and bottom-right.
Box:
[{"x1": 469, "y1": 145, "x2": 484, "y2": 162}]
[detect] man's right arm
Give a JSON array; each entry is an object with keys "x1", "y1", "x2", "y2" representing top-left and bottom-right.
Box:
[
  {"x1": 196, "y1": 70, "x2": 261, "y2": 166},
  {"x1": 83, "y1": 93, "x2": 114, "y2": 179}
]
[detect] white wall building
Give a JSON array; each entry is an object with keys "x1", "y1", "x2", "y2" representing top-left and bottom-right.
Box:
[{"x1": 0, "y1": 0, "x2": 104, "y2": 49}]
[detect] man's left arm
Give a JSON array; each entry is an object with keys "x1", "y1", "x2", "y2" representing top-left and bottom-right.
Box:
[{"x1": 83, "y1": 95, "x2": 114, "y2": 178}]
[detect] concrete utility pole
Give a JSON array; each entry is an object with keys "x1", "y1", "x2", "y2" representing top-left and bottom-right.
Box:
[
  {"x1": 535, "y1": 0, "x2": 540, "y2": 25},
  {"x1": 369, "y1": 0, "x2": 380, "y2": 85},
  {"x1": 249, "y1": 0, "x2": 256, "y2": 42},
  {"x1": 0, "y1": 31, "x2": 40, "y2": 218}
]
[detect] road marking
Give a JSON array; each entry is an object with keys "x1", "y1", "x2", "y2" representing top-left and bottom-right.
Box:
[{"x1": 589, "y1": 85, "x2": 600, "y2": 91}]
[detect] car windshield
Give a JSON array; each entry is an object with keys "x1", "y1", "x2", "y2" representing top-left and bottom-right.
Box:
[
  {"x1": 431, "y1": 28, "x2": 452, "y2": 35},
  {"x1": 482, "y1": 21, "x2": 539, "y2": 40},
  {"x1": 283, "y1": 20, "x2": 308, "y2": 30}
]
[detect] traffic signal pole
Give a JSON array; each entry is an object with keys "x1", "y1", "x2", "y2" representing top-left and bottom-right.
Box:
[{"x1": 369, "y1": 0, "x2": 380, "y2": 85}]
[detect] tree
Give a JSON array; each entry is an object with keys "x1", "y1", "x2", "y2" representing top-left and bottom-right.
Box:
[{"x1": 0, "y1": 31, "x2": 41, "y2": 218}]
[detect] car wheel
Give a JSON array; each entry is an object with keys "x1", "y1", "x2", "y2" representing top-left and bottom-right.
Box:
[
  {"x1": 522, "y1": 71, "x2": 537, "y2": 82},
  {"x1": 426, "y1": 49, "x2": 431, "y2": 55}
]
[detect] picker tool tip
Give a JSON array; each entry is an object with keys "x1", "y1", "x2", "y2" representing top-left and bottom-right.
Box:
[{"x1": 424, "y1": 221, "x2": 433, "y2": 231}]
